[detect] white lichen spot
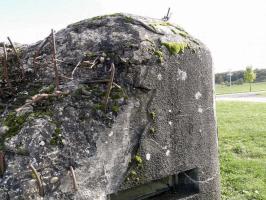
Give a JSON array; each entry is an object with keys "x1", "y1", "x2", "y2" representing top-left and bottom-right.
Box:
[
  {"x1": 195, "y1": 91, "x2": 202, "y2": 100},
  {"x1": 108, "y1": 131, "x2": 113, "y2": 137},
  {"x1": 157, "y1": 73, "x2": 162, "y2": 80},
  {"x1": 177, "y1": 68, "x2": 187, "y2": 81},
  {"x1": 85, "y1": 147, "x2": 90, "y2": 154},
  {"x1": 199, "y1": 129, "x2": 202, "y2": 133},
  {"x1": 146, "y1": 153, "x2": 151, "y2": 161},
  {"x1": 168, "y1": 121, "x2": 173, "y2": 126},
  {"x1": 61, "y1": 139, "x2": 66, "y2": 145},
  {"x1": 198, "y1": 107, "x2": 203, "y2": 113},
  {"x1": 0, "y1": 126, "x2": 9, "y2": 133},
  {"x1": 169, "y1": 109, "x2": 172, "y2": 113},
  {"x1": 39, "y1": 141, "x2": 45, "y2": 146},
  {"x1": 99, "y1": 57, "x2": 105, "y2": 63},
  {"x1": 166, "y1": 150, "x2": 170, "y2": 156}
]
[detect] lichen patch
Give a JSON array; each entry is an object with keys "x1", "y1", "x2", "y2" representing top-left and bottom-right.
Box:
[
  {"x1": 146, "y1": 153, "x2": 151, "y2": 161},
  {"x1": 195, "y1": 91, "x2": 202, "y2": 100},
  {"x1": 177, "y1": 68, "x2": 187, "y2": 81}
]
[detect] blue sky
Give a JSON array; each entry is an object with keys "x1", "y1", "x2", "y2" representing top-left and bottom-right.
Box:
[{"x1": 1, "y1": 0, "x2": 266, "y2": 73}]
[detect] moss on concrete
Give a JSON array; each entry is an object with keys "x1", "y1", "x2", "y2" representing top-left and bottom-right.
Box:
[
  {"x1": 0, "y1": 112, "x2": 28, "y2": 149},
  {"x1": 154, "y1": 50, "x2": 163, "y2": 63},
  {"x1": 171, "y1": 29, "x2": 178, "y2": 34},
  {"x1": 94, "y1": 103, "x2": 105, "y2": 111},
  {"x1": 179, "y1": 31, "x2": 188, "y2": 37},
  {"x1": 110, "y1": 87, "x2": 125, "y2": 100},
  {"x1": 149, "y1": 21, "x2": 173, "y2": 28},
  {"x1": 50, "y1": 126, "x2": 63, "y2": 146},
  {"x1": 111, "y1": 105, "x2": 120, "y2": 113},
  {"x1": 124, "y1": 16, "x2": 134, "y2": 23},
  {"x1": 149, "y1": 127, "x2": 155, "y2": 134},
  {"x1": 134, "y1": 155, "x2": 143, "y2": 165},
  {"x1": 149, "y1": 112, "x2": 156, "y2": 121},
  {"x1": 161, "y1": 42, "x2": 187, "y2": 55},
  {"x1": 91, "y1": 13, "x2": 120, "y2": 20},
  {"x1": 40, "y1": 84, "x2": 55, "y2": 94},
  {"x1": 29, "y1": 110, "x2": 53, "y2": 118},
  {"x1": 91, "y1": 13, "x2": 134, "y2": 23}
]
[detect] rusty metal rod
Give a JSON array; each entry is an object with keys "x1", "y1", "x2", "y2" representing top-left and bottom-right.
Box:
[
  {"x1": 7, "y1": 36, "x2": 24, "y2": 79},
  {"x1": 69, "y1": 166, "x2": 78, "y2": 191},
  {"x1": 33, "y1": 33, "x2": 51, "y2": 64},
  {"x1": 29, "y1": 163, "x2": 44, "y2": 197},
  {"x1": 103, "y1": 63, "x2": 115, "y2": 112},
  {"x1": 0, "y1": 151, "x2": 5, "y2": 176},
  {"x1": 2, "y1": 43, "x2": 11, "y2": 87},
  {"x1": 71, "y1": 61, "x2": 81, "y2": 79},
  {"x1": 51, "y1": 29, "x2": 60, "y2": 91}
]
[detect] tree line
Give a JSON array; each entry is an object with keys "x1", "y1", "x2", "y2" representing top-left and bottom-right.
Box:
[{"x1": 215, "y1": 68, "x2": 266, "y2": 85}]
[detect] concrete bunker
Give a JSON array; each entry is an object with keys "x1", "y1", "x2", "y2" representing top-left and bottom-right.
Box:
[{"x1": 0, "y1": 13, "x2": 220, "y2": 199}]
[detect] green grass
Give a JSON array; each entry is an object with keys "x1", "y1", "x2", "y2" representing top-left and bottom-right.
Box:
[
  {"x1": 217, "y1": 102, "x2": 266, "y2": 200},
  {"x1": 216, "y1": 82, "x2": 266, "y2": 95}
]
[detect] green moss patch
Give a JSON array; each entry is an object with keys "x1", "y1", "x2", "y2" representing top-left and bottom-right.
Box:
[
  {"x1": 134, "y1": 155, "x2": 143, "y2": 165},
  {"x1": 179, "y1": 31, "x2": 188, "y2": 37},
  {"x1": 110, "y1": 87, "x2": 125, "y2": 100},
  {"x1": 124, "y1": 16, "x2": 134, "y2": 23},
  {"x1": 111, "y1": 105, "x2": 120, "y2": 113},
  {"x1": 0, "y1": 112, "x2": 28, "y2": 149},
  {"x1": 154, "y1": 50, "x2": 163, "y2": 63},
  {"x1": 149, "y1": 112, "x2": 156, "y2": 121},
  {"x1": 149, "y1": 21, "x2": 173, "y2": 28},
  {"x1": 91, "y1": 13, "x2": 120, "y2": 20},
  {"x1": 149, "y1": 127, "x2": 155, "y2": 134},
  {"x1": 161, "y1": 42, "x2": 187, "y2": 55},
  {"x1": 39, "y1": 84, "x2": 55, "y2": 94},
  {"x1": 94, "y1": 103, "x2": 105, "y2": 111},
  {"x1": 50, "y1": 126, "x2": 63, "y2": 146},
  {"x1": 171, "y1": 29, "x2": 178, "y2": 34}
]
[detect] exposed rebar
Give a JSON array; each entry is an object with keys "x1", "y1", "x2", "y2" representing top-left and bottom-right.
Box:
[
  {"x1": 29, "y1": 163, "x2": 44, "y2": 197},
  {"x1": 7, "y1": 36, "x2": 24, "y2": 79},
  {"x1": 0, "y1": 151, "x2": 5, "y2": 176},
  {"x1": 71, "y1": 61, "x2": 81, "y2": 79},
  {"x1": 69, "y1": 166, "x2": 78, "y2": 191},
  {"x1": 33, "y1": 33, "x2": 51, "y2": 65},
  {"x1": 51, "y1": 29, "x2": 60, "y2": 91},
  {"x1": 2, "y1": 43, "x2": 11, "y2": 88},
  {"x1": 103, "y1": 63, "x2": 115, "y2": 112}
]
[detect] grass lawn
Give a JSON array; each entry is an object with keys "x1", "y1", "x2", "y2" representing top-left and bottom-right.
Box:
[
  {"x1": 216, "y1": 82, "x2": 266, "y2": 95},
  {"x1": 217, "y1": 102, "x2": 266, "y2": 200}
]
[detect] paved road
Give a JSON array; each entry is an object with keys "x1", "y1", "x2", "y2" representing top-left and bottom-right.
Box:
[{"x1": 216, "y1": 91, "x2": 266, "y2": 102}]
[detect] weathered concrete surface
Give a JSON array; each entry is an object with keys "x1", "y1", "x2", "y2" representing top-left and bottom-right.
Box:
[{"x1": 0, "y1": 13, "x2": 220, "y2": 199}]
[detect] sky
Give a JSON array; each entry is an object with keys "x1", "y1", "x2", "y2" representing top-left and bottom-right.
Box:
[{"x1": 1, "y1": 0, "x2": 266, "y2": 73}]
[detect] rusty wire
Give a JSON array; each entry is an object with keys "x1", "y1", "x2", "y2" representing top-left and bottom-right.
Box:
[
  {"x1": 2, "y1": 42, "x2": 11, "y2": 88},
  {"x1": 103, "y1": 63, "x2": 115, "y2": 112},
  {"x1": 7, "y1": 36, "x2": 24, "y2": 79},
  {"x1": 69, "y1": 166, "x2": 78, "y2": 191},
  {"x1": 51, "y1": 29, "x2": 60, "y2": 91},
  {"x1": 29, "y1": 163, "x2": 45, "y2": 197}
]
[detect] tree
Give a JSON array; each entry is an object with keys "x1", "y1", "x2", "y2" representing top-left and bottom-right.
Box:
[
  {"x1": 215, "y1": 74, "x2": 224, "y2": 84},
  {"x1": 244, "y1": 66, "x2": 256, "y2": 92}
]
